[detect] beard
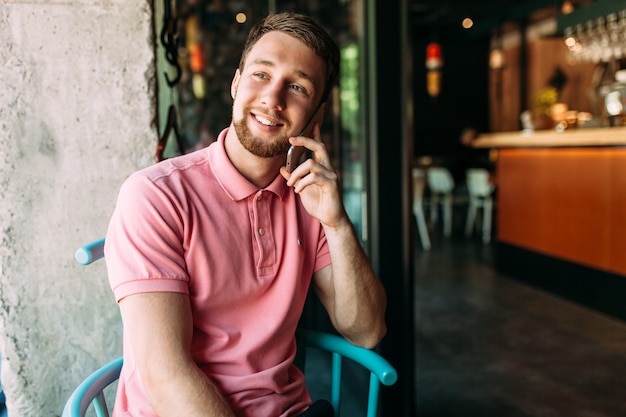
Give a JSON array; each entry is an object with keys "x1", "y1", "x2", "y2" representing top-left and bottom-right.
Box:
[{"x1": 232, "y1": 106, "x2": 292, "y2": 158}]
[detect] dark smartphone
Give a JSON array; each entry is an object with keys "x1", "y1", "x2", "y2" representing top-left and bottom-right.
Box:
[
  {"x1": 286, "y1": 145, "x2": 310, "y2": 174},
  {"x1": 285, "y1": 105, "x2": 323, "y2": 173}
]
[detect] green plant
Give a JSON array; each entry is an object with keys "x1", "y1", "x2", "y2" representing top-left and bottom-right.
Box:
[{"x1": 531, "y1": 87, "x2": 558, "y2": 116}]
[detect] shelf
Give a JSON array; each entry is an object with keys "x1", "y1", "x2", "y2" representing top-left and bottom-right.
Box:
[{"x1": 472, "y1": 126, "x2": 626, "y2": 148}]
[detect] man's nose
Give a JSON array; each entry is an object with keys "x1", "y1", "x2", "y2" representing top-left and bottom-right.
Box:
[{"x1": 260, "y1": 82, "x2": 286, "y2": 111}]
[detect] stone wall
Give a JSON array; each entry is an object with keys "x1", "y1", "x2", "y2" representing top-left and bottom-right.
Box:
[{"x1": 0, "y1": 1, "x2": 156, "y2": 415}]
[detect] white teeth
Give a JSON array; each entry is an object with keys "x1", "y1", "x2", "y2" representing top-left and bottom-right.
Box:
[{"x1": 255, "y1": 115, "x2": 278, "y2": 126}]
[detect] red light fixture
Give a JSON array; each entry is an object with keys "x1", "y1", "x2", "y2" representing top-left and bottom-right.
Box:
[{"x1": 425, "y1": 42, "x2": 443, "y2": 97}]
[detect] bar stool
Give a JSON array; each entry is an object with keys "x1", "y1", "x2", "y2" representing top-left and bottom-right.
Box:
[
  {"x1": 464, "y1": 168, "x2": 495, "y2": 244},
  {"x1": 426, "y1": 167, "x2": 455, "y2": 237},
  {"x1": 412, "y1": 168, "x2": 431, "y2": 250}
]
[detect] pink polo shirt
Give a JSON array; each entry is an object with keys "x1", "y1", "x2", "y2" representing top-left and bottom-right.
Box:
[{"x1": 105, "y1": 128, "x2": 331, "y2": 417}]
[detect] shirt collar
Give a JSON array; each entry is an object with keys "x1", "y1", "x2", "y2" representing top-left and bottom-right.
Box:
[{"x1": 209, "y1": 128, "x2": 289, "y2": 201}]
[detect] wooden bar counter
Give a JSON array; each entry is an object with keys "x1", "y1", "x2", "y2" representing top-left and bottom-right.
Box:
[{"x1": 474, "y1": 126, "x2": 626, "y2": 279}]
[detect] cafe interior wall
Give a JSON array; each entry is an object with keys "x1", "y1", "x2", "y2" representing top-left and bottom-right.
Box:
[
  {"x1": 412, "y1": 10, "x2": 598, "y2": 180},
  {"x1": 489, "y1": 21, "x2": 597, "y2": 133},
  {"x1": 0, "y1": 1, "x2": 158, "y2": 415}
]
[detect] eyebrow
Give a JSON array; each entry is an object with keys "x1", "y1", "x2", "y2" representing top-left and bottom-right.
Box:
[{"x1": 249, "y1": 58, "x2": 317, "y2": 86}]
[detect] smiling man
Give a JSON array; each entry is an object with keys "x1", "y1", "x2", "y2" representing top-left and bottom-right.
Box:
[{"x1": 104, "y1": 12, "x2": 387, "y2": 417}]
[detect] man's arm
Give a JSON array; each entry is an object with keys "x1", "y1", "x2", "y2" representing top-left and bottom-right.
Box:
[
  {"x1": 118, "y1": 292, "x2": 236, "y2": 417},
  {"x1": 312, "y1": 222, "x2": 387, "y2": 349},
  {"x1": 281, "y1": 125, "x2": 387, "y2": 348}
]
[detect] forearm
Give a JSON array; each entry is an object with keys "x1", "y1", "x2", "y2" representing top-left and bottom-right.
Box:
[
  {"x1": 143, "y1": 360, "x2": 236, "y2": 417},
  {"x1": 322, "y1": 217, "x2": 387, "y2": 348}
]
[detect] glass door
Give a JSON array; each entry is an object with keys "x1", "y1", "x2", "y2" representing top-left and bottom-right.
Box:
[{"x1": 158, "y1": 0, "x2": 371, "y2": 250}]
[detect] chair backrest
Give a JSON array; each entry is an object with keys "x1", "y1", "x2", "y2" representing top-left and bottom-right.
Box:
[
  {"x1": 64, "y1": 239, "x2": 398, "y2": 417},
  {"x1": 412, "y1": 168, "x2": 426, "y2": 203},
  {"x1": 62, "y1": 357, "x2": 122, "y2": 417},
  {"x1": 296, "y1": 329, "x2": 397, "y2": 417},
  {"x1": 466, "y1": 168, "x2": 493, "y2": 197},
  {"x1": 427, "y1": 167, "x2": 455, "y2": 193},
  {"x1": 74, "y1": 238, "x2": 105, "y2": 265}
]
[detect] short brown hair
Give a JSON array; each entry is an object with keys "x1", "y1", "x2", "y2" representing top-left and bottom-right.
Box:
[{"x1": 239, "y1": 12, "x2": 340, "y2": 103}]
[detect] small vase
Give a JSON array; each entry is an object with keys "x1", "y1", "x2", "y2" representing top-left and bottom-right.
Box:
[{"x1": 533, "y1": 114, "x2": 554, "y2": 130}]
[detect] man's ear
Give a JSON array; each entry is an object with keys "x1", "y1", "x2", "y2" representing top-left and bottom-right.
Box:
[{"x1": 231, "y1": 69, "x2": 241, "y2": 99}]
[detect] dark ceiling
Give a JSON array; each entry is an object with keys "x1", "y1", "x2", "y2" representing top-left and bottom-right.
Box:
[{"x1": 409, "y1": 0, "x2": 592, "y2": 36}]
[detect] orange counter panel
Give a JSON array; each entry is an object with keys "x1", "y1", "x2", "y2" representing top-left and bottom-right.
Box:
[{"x1": 497, "y1": 147, "x2": 626, "y2": 277}]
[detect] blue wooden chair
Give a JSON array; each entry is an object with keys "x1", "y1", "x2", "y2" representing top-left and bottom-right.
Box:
[{"x1": 63, "y1": 239, "x2": 397, "y2": 417}]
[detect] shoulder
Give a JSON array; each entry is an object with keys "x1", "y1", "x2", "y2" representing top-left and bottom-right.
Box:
[
  {"x1": 138, "y1": 147, "x2": 212, "y2": 182},
  {"x1": 120, "y1": 148, "x2": 213, "y2": 197}
]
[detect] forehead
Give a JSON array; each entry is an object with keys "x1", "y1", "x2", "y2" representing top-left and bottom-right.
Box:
[{"x1": 246, "y1": 31, "x2": 325, "y2": 85}]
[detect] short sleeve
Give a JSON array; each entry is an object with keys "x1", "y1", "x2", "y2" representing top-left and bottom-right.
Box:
[{"x1": 105, "y1": 173, "x2": 189, "y2": 302}]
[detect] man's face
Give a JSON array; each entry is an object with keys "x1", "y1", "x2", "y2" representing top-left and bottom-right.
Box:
[{"x1": 230, "y1": 31, "x2": 326, "y2": 158}]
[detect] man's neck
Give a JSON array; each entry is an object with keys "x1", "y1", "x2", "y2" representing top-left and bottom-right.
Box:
[{"x1": 223, "y1": 125, "x2": 285, "y2": 189}]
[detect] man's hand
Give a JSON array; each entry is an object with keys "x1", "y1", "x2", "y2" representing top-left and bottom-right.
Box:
[{"x1": 280, "y1": 124, "x2": 348, "y2": 230}]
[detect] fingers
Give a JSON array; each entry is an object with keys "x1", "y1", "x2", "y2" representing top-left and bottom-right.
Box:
[
  {"x1": 288, "y1": 159, "x2": 339, "y2": 194},
  {"x1": 289, "y1": 126, "x2": 331, "y2": 168},
  {"x1": 284, "y1": 122, "x2": 338, "y2": 193},
  {"x1": 284, "y1": 140, "x2": 333, "y2": 185}
]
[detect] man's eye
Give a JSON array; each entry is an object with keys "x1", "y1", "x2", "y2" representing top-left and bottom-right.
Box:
[
  {"x1": 253, "y1": 72, "x2": 268, "y2": 79},
  {"x1": 290, "y1": 85, "x2": 305, "y2": 93}
]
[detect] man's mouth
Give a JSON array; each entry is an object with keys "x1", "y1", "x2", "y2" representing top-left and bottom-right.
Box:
[{"x1": 253, "y1": 112, "x2": 285, "y2": 127}]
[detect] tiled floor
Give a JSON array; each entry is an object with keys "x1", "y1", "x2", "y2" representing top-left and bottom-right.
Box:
[{"x1": 415, "y1": 232, "x2": 626, "y2": 417}]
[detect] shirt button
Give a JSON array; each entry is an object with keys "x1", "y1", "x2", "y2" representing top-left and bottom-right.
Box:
[
  {"x1": 259, "y1": 228, "x2": 265, "y2": 235},
  {"x1": 257, "y1": 193, "x2": 263, "y2": 201}
]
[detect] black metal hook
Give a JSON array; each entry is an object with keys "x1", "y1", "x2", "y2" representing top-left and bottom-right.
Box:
[
  {"x1": 160, "y1": 0, "x2": 181, "y2": 87},
  {"x1": 156, "y1": 105, "x2": 185, "y2": 162}
]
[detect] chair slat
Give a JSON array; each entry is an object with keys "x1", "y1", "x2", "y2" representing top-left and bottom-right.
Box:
[
  {"x1": 331, "y1": 352, "x2": 342, "y2": 415},
  {"x1": 93, "y1": 391, "x2": 110, "y2": 417}
]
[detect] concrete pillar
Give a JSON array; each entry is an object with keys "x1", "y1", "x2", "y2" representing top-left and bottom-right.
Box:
[{"x1": 0, "y1": 1, "x2": 156, "y2": 415}]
